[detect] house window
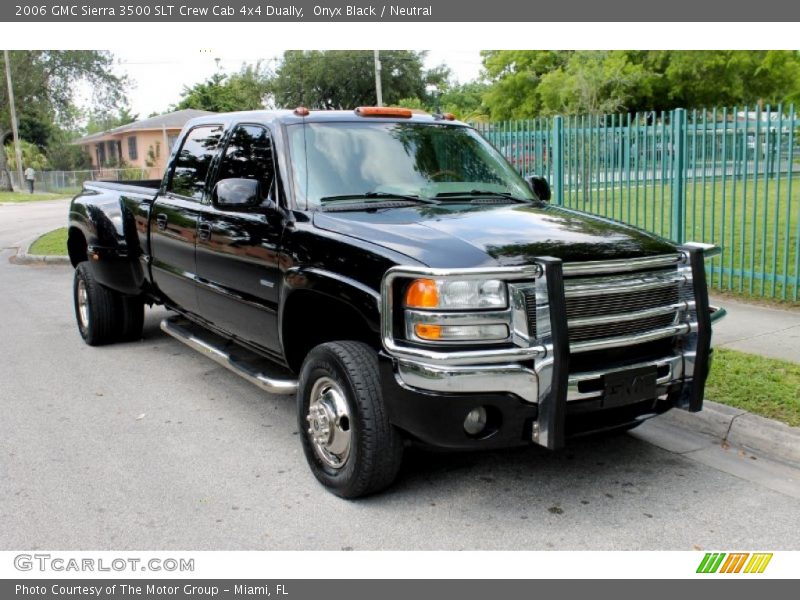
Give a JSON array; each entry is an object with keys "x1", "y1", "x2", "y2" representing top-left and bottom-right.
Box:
[
  {"x1": 167, "y1": 134, "x2": 179, "y2": 152},
  {"x1": 96, "y1": 143, "x2": 106, "y2": 167},
  {"x1": 128, "y1": 136, "x2": 138, "y2": 161},
  {"x1": 106, "y1": 141, "x2": 119, "y2": 165}
]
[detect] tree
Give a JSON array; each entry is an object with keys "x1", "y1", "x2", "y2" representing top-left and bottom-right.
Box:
[
  {"x1": 481, "y1": 50, "x2": 800, "y2": 120},
  {"x1": 85, "y1": 106, "x2": 138, "y2": 135},
  {"x1": 174, "y1": 62, "x2": 273, "y2": 112},
  {"x1": 654, "y1": 50, "x2": 800, "y2": 110},
  {"x1": 480, "y1": 51, "x2": 570, "y2": 120},
  {"x1": 537, "y1": 51, "x2": 650, "y2": 115},
  {"x1": 271, "y1": 50, "x2": 432, "y2": 109},
  {"x1": 0, "y1": 51, "x2": 124, "y2": 190},
  {"x1": 45, "y1": 126, "x2": 93, "y2": 171},
  {"x1": 438, "y1": 81, "x2": 491, "y2": 122},
  {"x1": 4, "y1": 140, "x2": 49, "y2": 170}
]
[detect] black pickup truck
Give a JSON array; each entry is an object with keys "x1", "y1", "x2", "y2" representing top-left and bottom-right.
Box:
[{"x1": 68, "y1": 107, "x2": 725, "y2": 498}]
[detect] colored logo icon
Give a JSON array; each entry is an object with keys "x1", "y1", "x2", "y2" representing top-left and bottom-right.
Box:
[{"x1": 697, "y1": 552, "x2": 773, "y2": 574}]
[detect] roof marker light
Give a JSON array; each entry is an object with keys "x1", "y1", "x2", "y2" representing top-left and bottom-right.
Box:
[
  {"x1": 294, "y1": 106, "x2": 310, "y2": 116},
  {"x1": 355, "y1": 106, "x2": 413, "y2": 118}
]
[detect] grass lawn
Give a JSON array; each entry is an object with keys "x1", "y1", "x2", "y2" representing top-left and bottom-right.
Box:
[
  {"x1": 0, "y1": 190, "x2": 67, "y2": 203},
  {"x1": 29, "y1": 227, "x2": 68, "y2": 256},
  {"x1": 707, "y1": 348, "x2": 800, "y2": 427}
]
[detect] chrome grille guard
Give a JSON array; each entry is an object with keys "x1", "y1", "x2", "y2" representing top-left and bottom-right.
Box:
[{"x1": 380, "y1": 245, "x2": 724, "y2": 450}]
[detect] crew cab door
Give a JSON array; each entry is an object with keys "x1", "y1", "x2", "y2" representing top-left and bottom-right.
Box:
[
  {"x1": 149, "y1": 124, "x2": 223, "y2": 315},
  {"x1": 195, "y1": 123, "x2": 284, "y2": 354}
]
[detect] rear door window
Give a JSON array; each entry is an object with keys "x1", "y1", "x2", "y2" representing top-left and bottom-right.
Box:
[{"x1": 168, "y1": 125, "x2": 223, "y2": 201}]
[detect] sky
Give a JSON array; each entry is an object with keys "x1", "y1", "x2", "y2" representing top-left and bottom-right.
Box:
[{"x1": 107, "y1": 49, "x2": 484, "y2": 117}]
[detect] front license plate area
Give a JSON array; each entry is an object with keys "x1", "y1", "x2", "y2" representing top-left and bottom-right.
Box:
[{"x1": 603, "y1": 366, "x2": 658, "y2": 408}]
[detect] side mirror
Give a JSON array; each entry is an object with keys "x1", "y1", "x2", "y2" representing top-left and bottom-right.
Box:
[
  {"x1": 525, "y1": 175, "x2": 551, "y2": 202},
  {"x1": 213, "y1": 178, "x2": 260, "y2": 210}
]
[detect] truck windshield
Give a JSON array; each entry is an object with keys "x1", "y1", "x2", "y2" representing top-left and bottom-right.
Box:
[{"x1": 287, "y1": 121, "x2": 535, "y2": 209}]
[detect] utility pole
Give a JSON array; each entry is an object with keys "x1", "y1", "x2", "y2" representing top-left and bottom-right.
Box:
[
  {"x1": 373, "y1": 50, "x2": 383, "y2": 107},
  {"x1": 3, "y1": 50, "x2": 24, "y2": 191}
]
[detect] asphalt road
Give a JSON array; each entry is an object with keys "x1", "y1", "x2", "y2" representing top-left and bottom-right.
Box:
[{"x1": 1, "y1": 199, "x2": 800, "y2": 550}]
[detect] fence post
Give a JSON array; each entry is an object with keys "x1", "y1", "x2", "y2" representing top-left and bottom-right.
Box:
[
  {"x1": 671, "y1": 108, "x2": 687, "y2": 243},
  {"x1": 552, "y1": 115, "x2": 564, "y2": 206}
]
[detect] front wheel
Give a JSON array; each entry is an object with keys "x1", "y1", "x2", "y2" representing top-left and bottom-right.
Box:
[{"x1": 297, "y1": 341, "x2": 404, "y2": 499}]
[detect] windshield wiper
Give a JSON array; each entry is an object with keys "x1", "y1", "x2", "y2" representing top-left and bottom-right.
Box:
[
  {"x1": 320, "y1": 192, "x2": 438, "y2": 204},
  {"x1": 434, "y1": 190, "x2": 531, "y2": 203}
]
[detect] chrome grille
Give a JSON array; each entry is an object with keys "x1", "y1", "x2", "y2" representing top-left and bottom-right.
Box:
[
  {"x1": 566, "y1": 285, "x2": 680, "y2": 320},
  {"x1": 559, "y1": 262, "x2": 691, "y2": 353},
  {"x1": 568, "y1": 312, "x2": 677, "y2": 342}
]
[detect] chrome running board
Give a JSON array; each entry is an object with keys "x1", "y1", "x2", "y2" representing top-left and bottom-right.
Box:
[{"x1": 160, "y1": 316, "x2": 298, "y2": 395}]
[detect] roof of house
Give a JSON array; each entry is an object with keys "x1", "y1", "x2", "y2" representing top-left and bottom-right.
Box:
[{"x1": 75, "y1": 109, "x2": 216, "y2": 144}]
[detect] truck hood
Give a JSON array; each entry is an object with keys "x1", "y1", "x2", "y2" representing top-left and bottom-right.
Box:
[{"x1": 313, "y1": 203, "x2": 677, "y2": 268}]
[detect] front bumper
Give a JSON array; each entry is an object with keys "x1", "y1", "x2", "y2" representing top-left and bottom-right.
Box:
[
  {"x1": 380, "y1": 354, "x2": 686, "y2": 450},
  {"x1": 381, "y1": 245, "x2": 725, "y2": 451}
]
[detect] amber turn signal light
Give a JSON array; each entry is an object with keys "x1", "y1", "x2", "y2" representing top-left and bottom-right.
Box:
[
  {"x1": 405, "y1": 278, "x2": 439, "y2": 308},
  {"x1": 414, "y1": 323, "x2": 442, "y2": 340}
]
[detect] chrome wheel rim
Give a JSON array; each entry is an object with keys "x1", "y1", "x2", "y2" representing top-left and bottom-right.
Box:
[
  {"x1": 306, "y1": 377, "x2": 352, "y2": 469},
  {"x1": 77, "y1": 278, "x2": 89, "y2": 331}
]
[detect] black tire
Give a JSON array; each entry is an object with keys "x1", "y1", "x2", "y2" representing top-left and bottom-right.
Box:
[
  {"x1": 73, "y1": 262, "x2": 118, "y2": 346},
  {"x1": 116, "y1": 295, "x2": 144, "y2": 342},
  {"x1": 297, "y1": 341, "x2": 404, "y2": 499}
]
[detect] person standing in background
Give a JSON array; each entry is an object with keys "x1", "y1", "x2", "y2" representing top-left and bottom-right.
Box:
[{"x1": 24, "y1": 166, "x2": 35, "y2": 193}]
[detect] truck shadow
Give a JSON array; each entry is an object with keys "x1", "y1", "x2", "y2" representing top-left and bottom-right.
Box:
[{"x1": 385, "y1": 430, "x2": 692, "y2": 509}]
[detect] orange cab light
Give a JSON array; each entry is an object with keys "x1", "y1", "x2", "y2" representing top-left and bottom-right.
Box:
[
  {"x1": 355, "y1": 106, "x2": 413, "y2": 118},
  {"x1": 414, "y1": 323, "x2": 442, "y2": 340},
  {"x1": 294, "y1": 106, "x2": 310, "y2": 116},
  {"x1": 442, "y1": 113, "x2": 456, "y2": 121},
  {"x1": 405, "y1": 278, "x2": 439, "y2": 308}
]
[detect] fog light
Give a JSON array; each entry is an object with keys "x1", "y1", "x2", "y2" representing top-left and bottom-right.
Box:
[{"x1": 464, "y1": 406, "x2": 488, "y2": 436}]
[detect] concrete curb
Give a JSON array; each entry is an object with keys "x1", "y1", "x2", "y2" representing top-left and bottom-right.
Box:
[
  {"x1": 659, "y1": 400, "x2": 800, "y2": 466},
  {"x1": 10, "y1": 235, "x2": 70, "y2": 266}
]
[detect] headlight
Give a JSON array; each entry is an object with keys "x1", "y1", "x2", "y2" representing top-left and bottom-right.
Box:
[
  {"x1": 404, "y1": 277, "x2": 510, "y2": 344},
  {"x1": 405, "y1": 278, "x2": 508, "y2": 310}
]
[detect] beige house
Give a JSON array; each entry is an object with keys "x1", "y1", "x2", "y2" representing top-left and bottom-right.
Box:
[{"x1": 74, "y1": 109, "x2": 215, "y2": 178}]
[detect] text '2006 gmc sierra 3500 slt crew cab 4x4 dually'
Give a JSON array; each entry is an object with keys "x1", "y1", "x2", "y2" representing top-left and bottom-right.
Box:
[{"x1": 68, "y1": 106, "x2": 726, "y2": 498}]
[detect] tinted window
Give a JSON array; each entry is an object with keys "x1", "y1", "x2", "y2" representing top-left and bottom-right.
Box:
[
  {"x1": 287, "y1": 122, "x2": 534, "y2": 209},
  {"x1": 216, "y1": 125, "x2": 275, "y2": 203},
  {"x1": 168, "y1": 125, "x2": 223, "y2": 200}
]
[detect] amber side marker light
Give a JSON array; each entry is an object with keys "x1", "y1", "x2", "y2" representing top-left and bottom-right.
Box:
[
  {"x1": 414, "y1": 323, "x2": 442, "y2": 340},
  {"x1": 442, "y1": 113, "x2": 456, "y2": 121},
  {"x1": 355, "y1": 106, "x2": 413, "y2": 118},
  {"x1": 294, "y1": 106, "x2": 310, "y2": 116},
  {"x1": 405, "y1": 278, "x2": 439, "y2": 308}
]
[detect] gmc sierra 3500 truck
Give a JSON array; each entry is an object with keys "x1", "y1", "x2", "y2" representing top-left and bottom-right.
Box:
[{"x1": 68, "y1": 107, "x2": 725, "y2": 498}]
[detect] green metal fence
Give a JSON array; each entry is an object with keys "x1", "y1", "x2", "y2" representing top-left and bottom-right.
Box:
[{"x1": 475, "y1": 106, "x2": 800, "y2": 300}]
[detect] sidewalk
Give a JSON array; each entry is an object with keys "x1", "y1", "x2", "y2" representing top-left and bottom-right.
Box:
[{"x1": 710, "y1": 295, "x2": 800, "y2": 363}]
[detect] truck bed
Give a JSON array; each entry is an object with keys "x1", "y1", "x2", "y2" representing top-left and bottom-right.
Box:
[{"x1": 86, "y1": 179, "x2": 162, "y2": 196}]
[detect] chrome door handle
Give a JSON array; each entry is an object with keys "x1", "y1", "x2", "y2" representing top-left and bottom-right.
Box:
[{"x1": 197, "y1": 222, "x2": 212, "y2": 241}]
